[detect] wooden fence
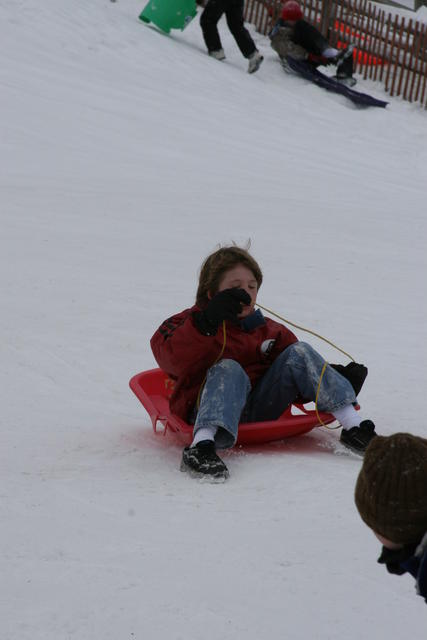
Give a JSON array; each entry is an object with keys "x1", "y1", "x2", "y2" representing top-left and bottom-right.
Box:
[{"x1": 244, "y1": 0, "x2": 427, "y2": 107}]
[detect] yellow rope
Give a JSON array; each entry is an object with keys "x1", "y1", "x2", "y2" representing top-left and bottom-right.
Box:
[
  {"x1": 313, "y1": 361, "x2": 340, "y2": 430},
  {"x1": 257, "y1": 303, "x2": 355, "y2": 362},
  {"x1": 196, "y1": 306, "x2": 351, "y2": 431},
  {"x1": 258, "y1": 303, "x2": 352, "y2": 430},
  {"x1": 314, "y1": 361, "x2": 328, "y2": 427}
]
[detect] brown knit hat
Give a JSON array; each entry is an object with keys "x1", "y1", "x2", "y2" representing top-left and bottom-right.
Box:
[{"x1": 355, "y1": 432, "x2": 427, "y2": 545}]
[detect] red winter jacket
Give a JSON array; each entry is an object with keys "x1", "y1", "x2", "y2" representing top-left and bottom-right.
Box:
[{"x1": 150, "y1": 306, "x2": 298, "y2": 420}]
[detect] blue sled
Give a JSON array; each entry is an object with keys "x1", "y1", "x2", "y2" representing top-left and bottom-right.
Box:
[{"x1": 286, "y1": 56, "x2": 388, "y2": 109}]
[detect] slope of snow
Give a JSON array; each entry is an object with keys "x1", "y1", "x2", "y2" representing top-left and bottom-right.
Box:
[{"x1": 1, "y1": 1, "x2": 427, "y2": 638}]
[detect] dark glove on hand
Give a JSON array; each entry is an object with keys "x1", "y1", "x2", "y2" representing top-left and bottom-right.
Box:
[
  {"x1": 378, "y1": 544, "x2": 417, "y2": 575},
  {"x1": 193, "y1": 288, "x2": 251, "y2": 336},
  {"x1": 330, "y1": 362, "x2": 368, "y2": 396}
]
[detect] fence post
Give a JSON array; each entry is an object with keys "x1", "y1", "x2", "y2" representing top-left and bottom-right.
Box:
[
  {"x1": 320, "y1": 0, "x2": 334, "y2": 38},
  {"x1": 244, "y1": 0, "x2": 427, "y2": 108}
]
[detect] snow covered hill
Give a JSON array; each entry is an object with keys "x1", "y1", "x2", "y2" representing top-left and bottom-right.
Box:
[{"x1": 2, "y1": 1, "x2": 427, "y2": 638}]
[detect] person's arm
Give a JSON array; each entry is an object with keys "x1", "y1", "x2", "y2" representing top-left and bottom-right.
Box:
[
  {"x1": 293, "y1": 19, "x2": 330, "y2": 56},
  {"x1": 270, "y1": 22, "x2": 309, "y2": 61},
  {"x1": 269, "y1": 18, "x2": 286, "y2": 38},
  {"x1": 417, "y1": 552, "x2": 427, "y2": 601},
  {"x1": 415, "y1": 538, "x2": 427, "y2": 602},
  {"x1": 193, "y1": 288, "x2": 251, "y2": 336},
  {"x1": 150, "y1": 308, "x2": 219, "y2": 379},
  {"x1": 266, "y1": 320, "x2": 298, "y2": 361},
  {"x1": 150, "y1": 289, "x2": 250, "y2": 378}
]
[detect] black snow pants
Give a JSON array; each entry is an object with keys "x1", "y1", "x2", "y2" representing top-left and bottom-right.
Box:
[
  {"x1": 294, "y1": 20, "x2": 353, "y2": 76},
  {"x1": 293, "y1": 20, "x2": 331, "y2": 56},
  {"x1": 200, "y1": 0, "x2": 256, "y2": 58}
]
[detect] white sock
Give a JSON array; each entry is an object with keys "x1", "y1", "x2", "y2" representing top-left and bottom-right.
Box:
[
  {"x1": 332, "y1": 405, "x2": 363, "y2": 431},
  {"x1": 191, "y1": 426, "x2": 218, "y2": 447},
  {"x1": 323, "y1": 47, "x2": 340, "y2": 59}
]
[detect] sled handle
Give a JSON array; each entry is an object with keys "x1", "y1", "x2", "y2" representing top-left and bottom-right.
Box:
[{"x1": 152, "y1": 414, "x2": 169, "y2": 436}]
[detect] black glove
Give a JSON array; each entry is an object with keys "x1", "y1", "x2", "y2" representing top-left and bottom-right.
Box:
[
  {"x1": 330, "y1": 361, "x2": 368, "y2": 396},
  {"x1": 377, "y1": 544, "x2": 417, "y2": 575},
  {"x1": 193, "y1": 288, "x2": 251, "y2": 336}
]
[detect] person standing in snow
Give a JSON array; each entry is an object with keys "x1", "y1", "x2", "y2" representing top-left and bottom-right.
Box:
[
  {"x1": 355, "y1": 433, "x2": 427, "y2": 604},
  {"x1": 269, "y1": 0, "x2": 355, "y2": 85},
  {"x1": 199, "y1": 0, "x2": 263, "y2": 73},
  {"x1": 150, "y1": 244, "x2": 377, "y2": 481}
]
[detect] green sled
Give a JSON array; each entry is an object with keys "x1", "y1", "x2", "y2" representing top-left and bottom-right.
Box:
[{"x1": 139, "y1": 0, "x2": 198, "y2": 33}]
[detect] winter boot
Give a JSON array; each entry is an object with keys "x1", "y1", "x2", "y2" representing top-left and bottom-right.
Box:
[
  {"x1": 248, "y1": 50, "x2": 264, "y2": 74},
  {"x1": 335, "y1": 44, "x2": 354, "y2": 66},
  {"x1": 335, "y1": 45, "x2": 356, "y2": 86},
  {"x1": 336, "y1": 76, "x2": 357, "y2": 87},
  {"x1": 181, "y1": 440, "x2": 229, "y2": 481},
  {"x1": 340, "y1": 420, "x2": 377, "y2": 454},
  {"x1": 209, "y1": 49, "x2": 226, "y2": 61}
]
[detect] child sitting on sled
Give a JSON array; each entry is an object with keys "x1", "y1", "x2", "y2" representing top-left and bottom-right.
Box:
[
  {"x1": 269, "y1": 0, "x2": 355, "y2": 85},
  {"x1": 150, "y1": 244, "x2": 377, "y2": 481},
  {"x1": 355, "y1": 433, "x2": 427, "y2": 604}
]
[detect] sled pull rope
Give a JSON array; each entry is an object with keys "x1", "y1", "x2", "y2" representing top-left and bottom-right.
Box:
[
  {"x1": 197, "y1": 313, "x2": 344, "y2": 430},
  {"x1": 258, "y1": 303, "x2": 354, "y2": 430},
  {"x1": 257, "y1": 303, "x2": 355, "y2": 362},
  {"x1": 314, "y1": 361, "x2": 340, "y2": 429}
]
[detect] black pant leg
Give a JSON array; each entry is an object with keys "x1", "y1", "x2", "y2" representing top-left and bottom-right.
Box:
[
  {"x1": 294, "y1": 20, "x2": 330, "y2": 56},
  {"x1": 337, "y1": 55, "x2": 354, "y2": 77},
  {"x1": 224, "y1": 0, "x2": 256, "y2": 58},
  {"x1": 200, "y1": 0, "x2": 226, "y2": 53}
]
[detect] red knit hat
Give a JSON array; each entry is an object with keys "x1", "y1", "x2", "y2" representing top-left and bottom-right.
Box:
[{"x1": 281, "y1": 1, "x2": 303, "y2": 21}]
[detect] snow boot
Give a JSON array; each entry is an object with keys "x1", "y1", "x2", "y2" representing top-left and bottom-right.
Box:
[
  {"x1": 336, "y1": 76, "x2": 357, "y2": 87},
  {"x1": 181, "y1": 440, "x2": 229, "y2": 481},
  {"x1": 335, "y1": 44, "x2": 354, "y2": 65},
  {"x1": 340, "y1": 420, "x2": 377, "y2": 454},
  {"x1": 248, "y1": 50, "x2": 264, "y2": 74},
  {"x1": 335, "y1": 45, "x2": 356, "y2": 86},
  {"x1": 209, "y1": 48, "x2": 226, "y2": 61}
]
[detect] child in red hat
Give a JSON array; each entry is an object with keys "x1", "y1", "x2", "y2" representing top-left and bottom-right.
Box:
[{"x1": 269, "y1": 1, "x2": 355, "y2": 85}]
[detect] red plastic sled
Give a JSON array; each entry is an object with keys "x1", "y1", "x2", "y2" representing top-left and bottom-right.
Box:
[{"x1": 129, "y1": 368, "x2": 337, "y2": 445}]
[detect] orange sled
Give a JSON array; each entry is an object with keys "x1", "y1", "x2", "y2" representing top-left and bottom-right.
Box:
[{"x1": 129, "y1": 368, "x2": 337, "y2": 445}]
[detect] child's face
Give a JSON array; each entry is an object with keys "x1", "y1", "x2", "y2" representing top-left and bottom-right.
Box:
[
  {"x1": 217, "y1": 264, "x2": 258, "y2": 318},
  {"x1": 374, "y1": 532, "x2": 403, "y2": 550}
]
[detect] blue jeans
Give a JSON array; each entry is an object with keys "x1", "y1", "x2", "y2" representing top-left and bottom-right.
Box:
[{"x1": 193, "y1": 342, "x2": 356, "y2": 449}]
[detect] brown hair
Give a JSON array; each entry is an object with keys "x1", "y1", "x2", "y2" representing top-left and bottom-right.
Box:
[{"x1": 195, "y1": 244, "x2": 263, "y2": 308}]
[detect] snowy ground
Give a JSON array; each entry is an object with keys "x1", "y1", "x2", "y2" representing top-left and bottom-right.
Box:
[{"x1": 2, "y1": 1, "x2": 427, "y2": 638}]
